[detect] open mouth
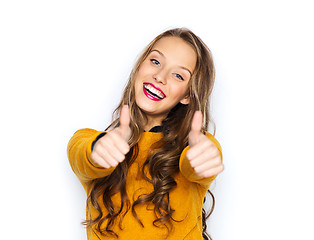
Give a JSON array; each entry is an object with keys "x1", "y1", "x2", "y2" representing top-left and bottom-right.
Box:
[{"x1": 143, "y1": 82, "x2": 166, "y2": 101}]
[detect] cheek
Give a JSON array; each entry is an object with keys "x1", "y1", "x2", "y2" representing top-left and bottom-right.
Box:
[
  {"x1": 137, "y1": 62, "x2": 151, "y2": 77},
  {"x1": 134, "y1": 67, "x2": 146, "y2": 85},
  {"x1": 134, "y1": 78, "x2": 142, "y2": 94},
  {"x1": 171, "y1": 84, "x2": 189, "y2": 99}
]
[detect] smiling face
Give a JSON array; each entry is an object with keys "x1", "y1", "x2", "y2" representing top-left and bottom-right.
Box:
[{"x1": 134, "y1": 36, "x2": 197, "y2": 129}]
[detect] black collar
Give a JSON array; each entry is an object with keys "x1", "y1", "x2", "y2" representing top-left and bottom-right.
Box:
[{"x1": 145, "y1": 126, "x2": 163, "y2": 133}]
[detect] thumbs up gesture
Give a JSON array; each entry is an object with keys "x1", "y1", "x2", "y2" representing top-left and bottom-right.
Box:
[
  {"x1": 91, "y1": 105, "x2": 131, "y2": 169},
  {"x1": 186, "y1": 111, "x2": 224, "y2": 178}
]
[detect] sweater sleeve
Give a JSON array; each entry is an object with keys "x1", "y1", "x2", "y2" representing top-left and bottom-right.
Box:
[
  {"x1": 179, "y1": 132, "x2": 223, "y2": 189},
  {"x1": 67, "y1": 128, "x2": 116, "y2": 183}
]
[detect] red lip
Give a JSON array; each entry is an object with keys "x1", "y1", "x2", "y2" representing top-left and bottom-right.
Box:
[{"x1": 143, "y1": 82, "x2": 166, "y2": 101}]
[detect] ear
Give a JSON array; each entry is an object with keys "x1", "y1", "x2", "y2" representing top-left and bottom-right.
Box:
[{"x1": 180, "y1": 95, "x2": 190, "y2": 105}]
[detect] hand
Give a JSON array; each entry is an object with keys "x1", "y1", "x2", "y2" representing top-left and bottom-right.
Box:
[
  {"x1": 91, "y1": 105, "x2": 131, "y2": 169},
  {"x1": 186, "y1": 111, "x2": 224, "y2": 178}
]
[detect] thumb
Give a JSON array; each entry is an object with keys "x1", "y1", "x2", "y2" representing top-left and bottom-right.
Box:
[
  {"x1": 118, "y1": 105, "x2": 131, "y2": 139},
  {"x1": 189, "y1": 111, "x2": 203, "y2": 146},
  {"x1": 119, "y1": 105, "x2": 130, "y2": 128}
]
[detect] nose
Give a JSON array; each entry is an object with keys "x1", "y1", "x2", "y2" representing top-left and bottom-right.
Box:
[{"x1": 153, "y1": 70, "x2": 167, "y2": 85}]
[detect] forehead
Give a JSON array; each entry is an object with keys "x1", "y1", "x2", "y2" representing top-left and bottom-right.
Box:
[{"x1": 151, "y1": 36, "x2": 197, "y2": 73}]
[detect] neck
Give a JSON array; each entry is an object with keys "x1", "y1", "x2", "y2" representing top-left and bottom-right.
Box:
[{"x1": 144, "y1": 115, "x2": 164, "y2": 132}]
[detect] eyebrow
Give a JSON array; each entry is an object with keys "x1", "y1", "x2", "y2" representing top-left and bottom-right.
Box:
[{"x1": 150, "y1": 49, "x2": 192, "y2": 76}]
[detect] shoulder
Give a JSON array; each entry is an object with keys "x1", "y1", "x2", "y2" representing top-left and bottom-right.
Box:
[
  {"x1": 72, "y1": 128, "x2": 100, "y2": 135},
  {"x1": 67, "y1": 128, "x2": 105, "y2": 151}
]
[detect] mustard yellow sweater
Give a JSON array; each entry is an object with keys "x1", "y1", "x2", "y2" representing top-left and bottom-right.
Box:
[{"x1": 67, "y1": 128, "x2": 222, "y2": 240}]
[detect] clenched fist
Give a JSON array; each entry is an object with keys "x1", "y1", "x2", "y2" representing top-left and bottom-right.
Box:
[
  {"x1": 91, "y1": 105, "x2": 131, "y2": 169},
  {"x1": 186, "y1": 111, "x2": 224, "y2": 178}
]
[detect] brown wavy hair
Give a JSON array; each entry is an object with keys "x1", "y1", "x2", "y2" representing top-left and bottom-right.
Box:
[{"x1": 85, "y1": 27, "x2": 216, "y2": 239}]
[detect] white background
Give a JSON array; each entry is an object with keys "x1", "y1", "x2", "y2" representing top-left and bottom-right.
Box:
[{"x1": 1, "y1": 0, "x2": 313, "y2": 239}]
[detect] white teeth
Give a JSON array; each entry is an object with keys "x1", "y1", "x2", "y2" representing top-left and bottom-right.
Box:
[{"x1": 144, "y1": 84, "x2": 165, "y2": 99}]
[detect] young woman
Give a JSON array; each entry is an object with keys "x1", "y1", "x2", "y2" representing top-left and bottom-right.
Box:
[{"x1": 67, "y1": 28, "x2": 224, "y2": 240}]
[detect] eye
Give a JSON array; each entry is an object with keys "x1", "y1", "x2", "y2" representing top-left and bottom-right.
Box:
[
  {"x1": 150, "y1": 59, "x2": 160, "y2": 66},
  {"x1": 175, "y1": 73, "x2": 184, "y2": 81}
]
